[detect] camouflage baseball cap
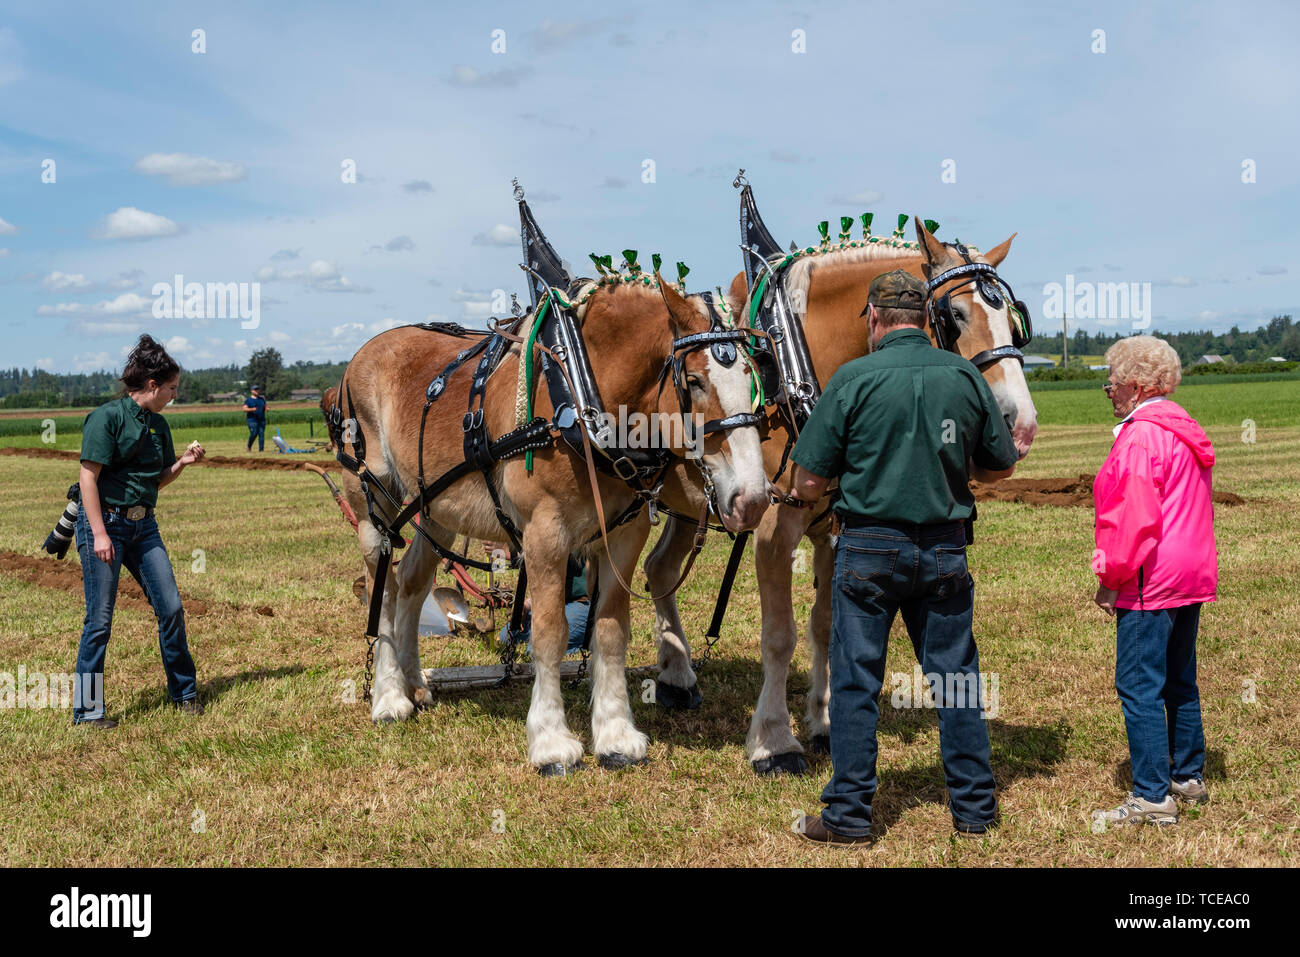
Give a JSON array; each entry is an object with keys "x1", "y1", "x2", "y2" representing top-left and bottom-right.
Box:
[{"x1": 861, "y1": 269, "x2": 926, "y2": 314}]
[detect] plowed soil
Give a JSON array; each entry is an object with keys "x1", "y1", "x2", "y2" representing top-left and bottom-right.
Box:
[
  {"x1": 970, "y1": 473, "x2": 1245, "y2": 507},
  {"x1": 0, "y1": 549, "x2": 213, "y2": 616},
  {"x1": 1, "y1": 446, "x2": 334, "y2": 471}
]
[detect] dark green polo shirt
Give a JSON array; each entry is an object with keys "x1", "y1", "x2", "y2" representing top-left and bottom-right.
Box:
[
  {"x1": 791, "y1": 327, "x2": 1017, "y2": 524},
  {"x1": 80, "y1": 396, "x2": 177, "y2": 508}
]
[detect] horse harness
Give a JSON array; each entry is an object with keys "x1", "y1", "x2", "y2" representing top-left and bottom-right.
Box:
[{"x1": 330, "y1": 285, "x2": 760, "y2": 697}]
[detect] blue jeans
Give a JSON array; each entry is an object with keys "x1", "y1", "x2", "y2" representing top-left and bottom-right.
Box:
[
  {"x1": 247, "y1": 419, "x2": 265, "y2": 450},
  {"x1": 821, "y1": 522, "x2": 997, "y2": 837},
  {"x1": 73, "y1": 505, "x2": 197, "y2": 721},
  {"x1": 1115, "y1": 603, "x2": 1205, "y2": 801},
  {"x1": 497, "y1": 600, "x2": 590, "y2": 655}
]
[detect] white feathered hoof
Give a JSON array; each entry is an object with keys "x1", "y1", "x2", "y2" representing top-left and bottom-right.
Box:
[
  {"x1": 592, "y1": 721, "x2": 649, "y2": 765},
  {"x1": 752, "y1": 752, "x2": 809, "y2": 776},
  {"x1": 371, "y1": 692, "x2": 415, "y2": 724},
  {"x1": 655, "y1": 679, "x2": 702, "y2": 711},
  {"x1": 528, "y1": 728, "x2": 585, "y2": 773}
]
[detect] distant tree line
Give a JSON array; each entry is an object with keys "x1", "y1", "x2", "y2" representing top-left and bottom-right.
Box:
[
  {"x1": 0, "y1": 350, "x2": 348, "y2": 408},
  {"x1": 1026, "y1": 315, "x2": 1299, "y2": 366}
]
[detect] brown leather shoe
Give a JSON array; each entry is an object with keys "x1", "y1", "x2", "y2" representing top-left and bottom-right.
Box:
[{"x1": 797, "y1": 814, "x2": 874, "y2": 846}]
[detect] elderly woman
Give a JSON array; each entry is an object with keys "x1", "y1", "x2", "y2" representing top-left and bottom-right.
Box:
[{"x1": 1090, "y1": 335, "x2": 1217, "y2": 827}]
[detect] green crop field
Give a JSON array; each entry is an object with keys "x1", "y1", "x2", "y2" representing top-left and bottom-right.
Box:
[{"x1": 1, "y1": 379, "x2": 1296, "y2": 867}]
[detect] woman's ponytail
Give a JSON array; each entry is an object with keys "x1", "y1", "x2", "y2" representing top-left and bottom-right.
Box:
[{"x1": 120, "y1": 334, "x2": 181, "y2": 394}]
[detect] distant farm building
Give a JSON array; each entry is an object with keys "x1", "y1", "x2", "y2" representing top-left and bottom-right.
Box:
[
  {"x1": 207, "y1": 391, "x2": 240, "y2": 402},
  {"x1": 1194, "y1": 355, "x2": 1226, "y2": 366},
  {"x1": 1022, "y1": 355, "x2": 1055, "y2": 371},
  {"x1": 290, "y1": 388, "x2": 322, "y2": 402}
]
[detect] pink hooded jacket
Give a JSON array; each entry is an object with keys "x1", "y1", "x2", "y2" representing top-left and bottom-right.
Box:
[{"x1": 1092, "y1": 399, "x2": 1218, "y2": 610}]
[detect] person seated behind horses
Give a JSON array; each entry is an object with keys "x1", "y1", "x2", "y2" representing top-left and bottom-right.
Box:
[
  {"x1": 498, "y1": 553, "x2": 590, "y2": 656},
  {"x1": 786, "y1": 269, "x2": 1019, "y2": 844}
]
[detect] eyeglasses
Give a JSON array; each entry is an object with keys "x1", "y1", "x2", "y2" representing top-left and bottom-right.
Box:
[{"x1": 1102, "y1": 382, "x2": 1118, "y2": 395}]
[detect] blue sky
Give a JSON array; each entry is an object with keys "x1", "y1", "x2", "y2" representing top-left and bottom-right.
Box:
[{"x1": 1, "y1": 0, "x2": 1296, "y2": 373}]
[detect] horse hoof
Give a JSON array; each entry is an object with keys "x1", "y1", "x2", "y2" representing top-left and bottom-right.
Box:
[
  {"x1": 537, "y1": 760, "x2": 585, "y2": 778},
  {"x1": 752, "y1": 752, "x2": 809, "y2": 777},
  {"x1": 809, "y1": 734, "x2": 831, "y2": 754},
  {"x1": 598, "y1": 753, "x2": 650, "y2": 771},
  {"x1": 655, "y1": 680, "x2": 702, "y2": 711}
]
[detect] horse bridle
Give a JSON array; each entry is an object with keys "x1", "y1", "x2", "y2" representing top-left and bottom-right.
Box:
[
  {"x1": 925, "y1": 242, "x2": 1033, "y2": 371},
  {"x1": 658, "y1": 292, "x2": 766, "y2": 516}
]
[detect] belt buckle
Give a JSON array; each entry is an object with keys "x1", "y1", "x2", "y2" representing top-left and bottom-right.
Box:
[{"x1": 126, "y1": 506, "x2": 147, "y2": 521}]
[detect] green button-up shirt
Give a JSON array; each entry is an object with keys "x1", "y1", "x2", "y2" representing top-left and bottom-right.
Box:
[
  {"x1": 791, "y1": 327, "x2": 1017, "y2": 524},
  {"x1": 80, "y1": 396, "x2": 177, "y2": 508}
]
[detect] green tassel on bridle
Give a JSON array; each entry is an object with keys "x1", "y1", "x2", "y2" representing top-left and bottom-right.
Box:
[
  {"x1": 651, "y1": 253, "x2": 662, "y2": 275},
  {"x1": 676, "y1": 261, "x2": 690, "y2": 290},
  {"x1": 892, "y1": 213, "x2": 907, "y2": 240},
  {"x1": 839, "y1": 216, "x2": 854, "y2": 242},
  {"x1": 924, "y1": 219, "x2": 940, "y2": 236},
  {"x1": 589, "y1": 253, "x2": 612, "y2": 276},
  {"x1": 622, "y1": 249, "x2": 640, "y2": 275},
  {"x1": 861, "y1": 212, "x2": 873, "y2": 240},
  {"x1": 817, "y1": 220, "x2": 830, "y2": 246}
]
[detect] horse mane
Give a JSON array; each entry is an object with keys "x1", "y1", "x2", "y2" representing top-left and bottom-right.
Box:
[{"x1": 778, "y1": 234, "x2": 983, "y2": 322}]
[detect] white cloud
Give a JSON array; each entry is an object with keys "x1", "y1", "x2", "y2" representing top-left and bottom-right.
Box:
[
  {"x1": 448, "y1": 64, "x2": 531, "y2": 88},
  {"x1": 165, "y1": 335, "x2": 191, "y2": 354},
  {"x1": 38, "y1": 291, "x2": 153, "y2": 318},
  {"x1": 0, "y1": 216, "x2": 17, "y2": 235},
  {"x1": 829, "y1": 190, "x2": 884, "y2": 206},
  {"x1": 33, "y1": 357, "x2": 53, "y2": 369},
  {"x1": 0, "y1": 248, "x2": 8, "y2": 257},
  {"x1": 472, "y1": 224, "x2": 516, "y2": 246},
  {"x1": 72, "y1": 352, "x2": 115, "y2": 372},
  {"x1": 41, "y1": 269, "x2": 142, "y2": 293},
  {"x1": 256, "y1": 259, "x2": 368, "y2": 293},
  {"x1": 42, "y1": 271, "x2": 92, "y2": 292},
  {"x1": 96, "y1": 207, "x2": 181, "y2": 240},
  {"x1": 133, "y1": 153, "x2": 247, "y2": 186},
  {"x1": 1257, "y1": 265, "x2": 1287, "y2": 276}
]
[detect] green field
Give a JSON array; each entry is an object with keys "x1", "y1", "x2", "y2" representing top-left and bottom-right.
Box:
[{"x1": 1, "y1": 379, "x2": 1296, "y2": 866}]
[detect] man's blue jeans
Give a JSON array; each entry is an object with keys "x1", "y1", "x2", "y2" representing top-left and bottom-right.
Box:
[
  {"x1": 497, "y1": 600, "x2": 589, "y2": 655},
  {"x1": 73, "y1": 506, "x2": 197, "y2": 721},
  {"x1": 1115, "y1": 603, "x2": 1205, "y2": 801},
  {"x1": 821, "y1": 522, "x2": 997, "y2": 837},
  {"x1": 247, "y1": 419, "x2": 265, "y2": 451}
]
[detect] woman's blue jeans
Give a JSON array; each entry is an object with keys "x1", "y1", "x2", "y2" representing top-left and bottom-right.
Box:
[
  {"x1": 1115, "y1": 603, "x2": 1205, "y2": 801},
  {"x1": 821, "y1": 522, "x2": 997, "y2": 837},
  {"x1": 73, "y1": 505, "x2": 197, "y2": 721}
]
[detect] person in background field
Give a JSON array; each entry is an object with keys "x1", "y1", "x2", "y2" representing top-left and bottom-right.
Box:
[
  {"x1": 1091, "y1": 335, "x2": 1217, "y2": 828},
  {"x1": 788, "y1": 270, "x2": 1019, "y2": 845},
  {"x1": 74, "y1": 334, "x2": 207, "y2": 728},
  {"x1": 243, "y1": 383, "x2": 267, "y2": 451},
  {"x1": 497, "y1": 554, "x2": 590, "y2": 656}
]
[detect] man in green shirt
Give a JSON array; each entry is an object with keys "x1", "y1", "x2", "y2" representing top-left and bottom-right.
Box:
[{"x1": 789, "y1": 269, "x2": 1018, "y2": 844}]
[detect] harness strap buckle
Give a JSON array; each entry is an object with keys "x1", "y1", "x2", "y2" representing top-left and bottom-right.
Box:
[{"x1": 462, "y1": 408, "x2": 484, "y2": 433}]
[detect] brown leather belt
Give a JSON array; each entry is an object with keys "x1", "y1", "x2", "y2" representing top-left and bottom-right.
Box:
[{"x1": 105, "y1": 504, "x2": 153, "y2": 521}]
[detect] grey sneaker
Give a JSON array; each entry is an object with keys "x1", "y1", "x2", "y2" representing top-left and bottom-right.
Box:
[
  {"x1": 1170, "y1": 777, "x2": 1209, "y2": 805},
  {"x1": 1092, "y1": 793, "x2": 1178, "y2": 829}
]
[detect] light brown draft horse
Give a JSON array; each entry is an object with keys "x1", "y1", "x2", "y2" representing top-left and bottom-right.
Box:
[
  {"x1": 644, "y1": 218, "x2": 1039, "y2": 774},
  {"x1": 333, "y1": 278, "x2": 769, "y2": 774}
]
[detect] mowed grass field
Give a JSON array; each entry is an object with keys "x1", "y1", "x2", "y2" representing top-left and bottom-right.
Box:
[{"x1": 1, "y1": 378, "x2": 1297, "y2": 867}]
